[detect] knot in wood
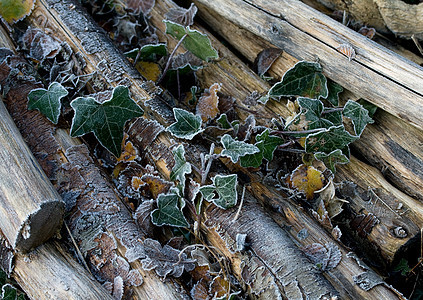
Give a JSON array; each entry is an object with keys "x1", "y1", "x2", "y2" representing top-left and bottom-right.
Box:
[{"x1": 392, "y1": 226, "x2": 407, "y2": 238}]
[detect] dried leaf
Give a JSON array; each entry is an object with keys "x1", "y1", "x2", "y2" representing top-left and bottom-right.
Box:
[
  {"x1": 209, "y1": 275, "x2": 230, "y2": 298},
  {"x1": 331, "y1": 226, "x2": 342, "y2": 241},
  {"x1": 358, "y1": 27, "x2": 376, "y2": 39},
  {"x1": 141, "y1": 174, "x2": 172, "y2": 199},
  {"x1": 125, "y1": 0, "x2": 155, "y2": 15},
  {"x1": 165, "y1": 3, "x2": 198, "y2": 27},
  {"x1": 117, "y1": 137, "x2": 138, "y2": 163},
  {"x1": 191, "y1": 280, "x2": 210, "y2": 300},
  {"x1": 337, "y1": 44, "x2": 356, "y2": 61},
  {"x1": 254, "y1": 48, "x2": 282, "y2": 77},
  {"x1": 311, "y1": 199, "x2": 333, "y2": 230},
  {"x1": 141, "y1": 238, "x2": 195, "y2": 278},
  {"x1": 302, "y1": 242, "x2": 342, "y2": 271},
  {"x1": 0, "y1": 0, "x2": 34, "y2": 24},
  {"x1": 135, "y1": 61, "x2": 161, "y2": 81},
  {"x1": 289, "y1": 164, "x2": 325, "y2": 200},
  {"x1": 23, "y1": 29, "x2": 61, "y2": 61},
  {"x1": 134, "y1": 200, "x2": 155, "y2": 236},
  {"x1": 196, "y1": 83, "x2": 221, "y2": 122}
]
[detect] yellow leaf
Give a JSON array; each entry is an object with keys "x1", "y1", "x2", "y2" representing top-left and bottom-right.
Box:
[
  {"x1": 142, "y1": 174, "x2": 172, "y2": 199},
  {"x1": 289, "y1": 164, "x2": 324, "y2": 200},
  {"x1": 117, "y1": 140, "x2": 138, "y2": 163},
  {"x1": 0, "y1": 0, "x2": 34, "y2": 24},
  {"x1": 196, "y1": 83, "x2": 221, "y2": 122},
  {"x1": 136, "y1": 61, "x2": 161, "y2": 82}
]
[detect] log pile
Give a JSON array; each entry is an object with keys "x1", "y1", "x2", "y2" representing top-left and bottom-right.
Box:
[{"x1": 0, "y1": 0, "x2": 422, "y2": 299}]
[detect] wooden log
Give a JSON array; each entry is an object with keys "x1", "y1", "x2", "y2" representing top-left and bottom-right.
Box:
[
  {"x1": 0, "y1": 8, "x2": 188, "y2": 300},
  {"x1": 146, "y1": 0, "x2": 423, "y2": 267},
  {"x1": 0, "y1": 98, "x2": 64, "y2": 252},
  {"x1": 18, "y1": 0, "x2": 346, "y2": 298},
  {"x1": 10, "y1": 239, "x2": 115, "y2": 300},
  {"x1": 192, "y1": 0, "x2": 423, "y2": 132},
  {"x1": 192, "y1": 0, "x2": 423, "y2": 203}
]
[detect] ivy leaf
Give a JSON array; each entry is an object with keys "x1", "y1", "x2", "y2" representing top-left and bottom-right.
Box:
[
  {"x1": 256, "y1": 128, "x2": 284, "y2": 161},
  {"x1": 305, "y1": 125, "x2": 358, "y2": 154},
  {"x1": 343, "y1": 100, "x2": 374, "y2": 136},
  {"x1": 314, "y1": 149, "x2": 349, "y2": 173},
  {"x1": 239, "y1": 141, "x2": 264, "y2": 168},
  {"x1": 268, "y1": 61, "x2": 328, "y2": 99},
  {"x1": 170, "y1": 145, "x2": 192, "y2": 193},
  {"x1": 220, "y1": 134, "x2": 260, "y2": 163},
  {"x1": 165, "y1": 3, "x2": 198, "y2": 27},
  {"x1": 298, "y1": 97, "x2": 334, "y2": 130},
  {"x1": 125, "y1": 43, "x2": 167, "y2": 62},
  {"x1": 27, "y1": 82, "x2": 68, "y2": 124},
  {"x1": 357, "y1": 99, "x2": 377, "y2": 117},
  {"x1": 0, "y1": 0, "x2": 34, "y2": 24},
  {"x1": 393, "y1": 258, "x2": 411, "y2": 276},
  {"x1": 167, "y1": 108, "x2": 203, "y2": 139},
  {"x1": 324, "y1": 80, "x2": 343, "y2": 106},
  {"x1": 70, "y1": 85, "x2": 143, "y2": 157},
  {"x1": 322, "y1": 109, "x2": 343, "y2": 125},
  {"x1": 199, "y1": 174, "x2": 238, "y2": 209},
  {"x1": 164, "y1": 20, "x2": 218, "y2": 62},
  {"x1": 151, "y1": 190, "x2": 189, "y2": 227}
]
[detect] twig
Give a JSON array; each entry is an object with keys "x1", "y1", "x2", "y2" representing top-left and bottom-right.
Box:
[
  {"x1": 321, "y1": 107, "x2": 344, "y2": 114},
  {"x1": 368, "y1": 187, "x2": 401, "y2": 218},
  {"x1": 156, "y1": 34, "x2": 188, "y2": 85},
  {"x1": 271, "y1": 128, "x2": 323, "y2": 135},
  {"x1": 232, "y1": 185, "x2": 246, "y2": 223},
  {"x1": 64, "y1": 221, "x2": 93, "y2": 278},
  {"x1": 412, "y1": 34, "x2": 423, "y2": 56}
]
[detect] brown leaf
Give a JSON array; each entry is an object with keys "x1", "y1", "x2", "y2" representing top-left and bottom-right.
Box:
[
  {"x1": 302, "y1": 242, "x2": 342, "y2": 271},
  {"x1": 254, "y1": 48, "x2": 283, "y2": 76},
  {"x1": 209, "y1": 274, "x2": 230, "y2": 298},
  {"x1": 311, "y1": 199, "x2": 333, "y2": 230},
  {"x1": 165, "y1": 3, "x2": 198, "y2": 27},
  {"x1": 125, "y1": 0, "x2": 155, "y2": 15},
  {"x1": 358, "y1": 26, "x2": 376, "y2": 39},
  {"x1": 289, "y1": 164, "x2": 324, "y2": 200},
  {"x1": 191, "y1": 279, "x2": 210, "y2": 300},
  {"x1": 196, "y1": 83, "x2": 221, "y2": 122},
  {"x1": 23, "y1": 28, "x2": 61, "y2": 61},
  {"x1": 117, "y1": 138, "x2": 138, "y2": 163},
  {"x1": 140, "y1": 174, "x2": 172, "y2": 199},
  {"x1": 136, "y1": 61, "x2": 161, "y2": 82},
  {"x1": 141, "y1": 238, "x2": 196, "y2": 278},
  {"x1": 134, "y1": 199, "x2": 154, "y2": 236}
]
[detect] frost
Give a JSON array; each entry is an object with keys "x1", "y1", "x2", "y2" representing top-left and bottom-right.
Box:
[
  {"x1": 199, "y1": 174, "x2": 238, "y2": 209},
  {"x1": 141, "y1": 238, "x2": 195, "y2": 278},
  {"x1": 167, "y1": 108, "x2": 203, "y2": 140},
  {"x1": 302, "y1": 242, "x2": 342, "y2": 271},
  {"x1": 165, "y1": 3, "x2": 198, "y2": 27},
  {"x1": 220, "y1": 134, "x2": 259, "y2": 163}
]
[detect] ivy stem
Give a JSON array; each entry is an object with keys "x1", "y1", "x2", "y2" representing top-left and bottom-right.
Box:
[
  {"x1": 321, "y1": 107, "x2": 344, "y2": 114},
  {"x1": 277, "y1": 140, "x2": 296, "y2": 149},
  {"x1": 271, "y1": 128, "x2": 323, "y2": 135},
  {"x1": 156, "y1": 33, "x2": 188, "y2": 85}
]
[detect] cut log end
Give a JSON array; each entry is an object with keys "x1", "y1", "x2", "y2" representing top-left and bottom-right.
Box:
[{"x1": 15, "y1": 200, "x2": 64, "y2": 253}]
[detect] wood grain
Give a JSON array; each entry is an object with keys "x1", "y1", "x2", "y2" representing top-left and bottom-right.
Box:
[{"x1": 0, "y1": 98, "x2": 64, "y2": 252}]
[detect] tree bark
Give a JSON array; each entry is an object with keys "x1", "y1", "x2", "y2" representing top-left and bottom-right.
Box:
[{"x1": 0, "y1": 99, "x2": 64, "y2": 252}]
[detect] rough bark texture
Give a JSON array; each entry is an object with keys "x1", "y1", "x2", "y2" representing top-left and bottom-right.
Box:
[{"x1": 0, "y1": 99, "x2": 64, "y2": 252}]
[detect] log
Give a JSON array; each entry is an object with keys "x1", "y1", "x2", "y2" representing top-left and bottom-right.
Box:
[
  {"x1": 10, "y1": 239, "x2": 115, "y2": 300},
  {"x1": 0, "y1": 98, "x2": 64, "y2": 252},
  {"x1": 192, "y1": 0, "x2": 423, "y2": 133},
  {"x1": 146, "y1": 0, "x2": 423, "y2": 266},
  {"x1": 16, "y1": 0, "x2": 345, "y2": 298},
  {"x1": 0, "y1": 6, "x2": 188, "y2": 300}
]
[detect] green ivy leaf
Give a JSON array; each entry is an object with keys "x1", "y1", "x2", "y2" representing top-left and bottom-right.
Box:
[
  {"x1": 164, "y1": 20, "x2": 218, "y2": 62},
  {"x1": 125, "y1": 43, "x2": 167, "y2": 62},
  {"x1": 0, "y1": 0, "x2": 34, "y2": 24},
  {"x1": 323, "y1": 109, "x2": 343, "y2": 125},
  {"x1": 314, "y1": 149, "x2": 349, "y2": 173},
  {"x1": 70, "y1": 85, "x2": 143, "y2": 157},
  {"x1": 357, "y1": 99, "x2": 377, "y2": 118},
  {"x1": 305, "y1": 125, "x2": 358, "y2": 154},
  {"x1": 343, "y1": 100, "x2": 374, "y2": 136},
  {"x1": 298, "y1": 97, "x2": 334, "y2": 130},
  {"x1": 27, "y1": 82, "x2": 68, "y2": 124},
  {"x1": 393, "y1": 258, "x2": 410, "y2": 276},
  {"x1": 324, "y1": 80, "x2": 343, "y2": 106},
  {"x1": 220, "y1": 134, "x2": 260, "y2": 163},
  {"x1": 1, "y1": 284, "x2": 17, "y2": 300},
  {"x1": 240, "y1": 141, "x2": 264, "y2": 168},
  {"x1": 256, "y1": 128, "x2": 284, "y2": 161},
  {"x1": 199, "y1": 174, "x2": 238, "y2": 209},
  {"x1": 151, "y1": 191, "x2": 189, "y2": 227},
  {"x1": 217, "y1": 114, "x2": 231, "y2": 129},
  {"x1": 167, "y1": 108, "x2": 203, "y2": 140},
  {"x1": 170, "y1": 145, "x2": 191, "y2": 193},
  {"x1": 268, "y1": 61, "x2": 328, "y2": 99}
]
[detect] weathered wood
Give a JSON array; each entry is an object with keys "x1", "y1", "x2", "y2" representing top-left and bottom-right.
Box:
[
  {"x1": 192, "y1": 0, "x2": 423, "y2": 205},
  {"x1": 145, "y1": 0, "x2": 423, "y2": 267},
  {"x1": 13, "y1": 240, "x2": 115, "y2": 300},
  {"x1": 0, "y1": 98, "x2": 64, "y2": 252},
  {"x1": 0, "y1": 6, "x2": 188, "y2": 300},
  {"x1": 193, "y1": 0, "x2": 423, "y2": 132}
]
